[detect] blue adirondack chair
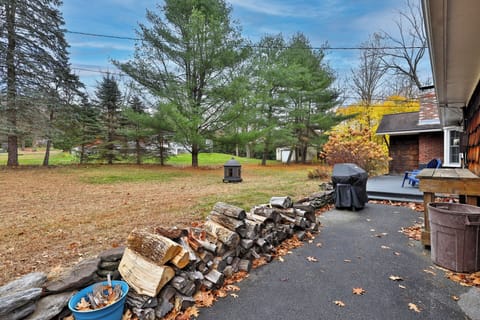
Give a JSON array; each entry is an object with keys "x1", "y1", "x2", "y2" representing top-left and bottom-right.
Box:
[{"x1": 402, "y1": 158, "x2": 442, "y2": 187}]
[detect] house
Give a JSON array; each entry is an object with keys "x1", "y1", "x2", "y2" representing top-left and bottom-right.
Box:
[
  {"x1": 422, "y1": 0, "x2": 480, "y2": 176},
  {"x1": 376, "y1": 90, "x2": 446, "y2": 174}
]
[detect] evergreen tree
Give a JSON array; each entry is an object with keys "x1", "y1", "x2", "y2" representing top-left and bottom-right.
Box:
[
  {"x1": 115, "y1": 0, "x2": 249, "y2": 167},
  {"x1": 0, "y1": 0, "x2": 73, "y2": 166},
  {"x1": 76, "y1": 95, "x2": 102, "y2": 164},
  {"x1": 122, "y1": 95, "x2": 151, "y2": 164},
  {"x1": 95, "y1": 75, "x2": 123, "y2": 164}
]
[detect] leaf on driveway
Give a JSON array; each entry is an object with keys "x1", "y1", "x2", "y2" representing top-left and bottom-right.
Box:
[
  {"x1": 316, "y1": 243, "x2": 323, "y2": 248},
  {"x1": 334, "y1": 300, "x2": 345, "y2": 307},
  {"x1": 381, "y1": 245, "x2": 391, "y2": 249},
  {"x1": 230, "y1": 293, "x2": 239, "y2": 299},
  {"x1": 399, "y1": 284, "x2": 406, "y2": 289},
  {"x1": 374, "y1": 232, "x2": 388, "y2": 238},
  {"x1": 393, "y1": 252, "x2": 401, "y2": 256},
  {"x1": 408, "y1": 302, "x2": 421, "y2": 312},
  {"x1": 278, "y1": 256, "x2": 284, "y2": 262},
  {"x1": 389, "y1": 275, "x2": 403, "y2": 281},
  {"x1": 343, "y1": 259, "x2": 352, "y2": 263},
  {"x1": 352, "y1": 287, "x2": 366, "y2": 295},
  {"x1": 306, "y1": 256, "x2": 318, "y2": 262},
  {"x1": 423, "y1": 269, "x2": 436, "y2": 276},
  {"x1": 452, "y1": 295, "x2": 460, "y2": 301}
]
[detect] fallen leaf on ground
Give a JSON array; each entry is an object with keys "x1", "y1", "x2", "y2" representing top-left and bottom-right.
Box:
[
  {"x1": 389, "y1": 275, "x2": 403, "y2": 281},
  {"x1": 399, "y1": 284, "x2": 406, "y2": 289},
  {"x1": 230, "y1": 293, "x2": 239, "y2": 298},
  {"x1": 381, "y1": 245, "x2": 391, "y2": 249},
  {"x1": 344, "y1": 259, "x2": 352, "y2": 263},
  {"x1": 366, "y1": 219, "x2": 371, "y2": 222},
  {"x1": 408, "y1": 303, "x2": 421, "y2": 312},
  {"x1": 374, "y1": 232, "x2": 388, "y2": 238},
  {"x1": 394, "y1": 252, "x2": 401, "y2": 256},
  {"x1": 306, "y1": 256, "x2": 318, "y2": 262},
  {"x1": 278, "y1": 256, "x2": 284, "y2": 262},
  {"x1": 194, "y1": 290, "x2": 216, "y2": 308},
  {"x1": 400, "y1": 224, "x2": 422, "y2": 241},
  {"x1": 452, "y1": 295, "x2": 460, "y2": 301},
  {"x1": 334, "y1": 300, "x2": 345, "y2": 307},
  {"x1": 308, "y1": 240, "x2": 314, "y2": 243},
  {"x1": 316, "y1": 243, "x2": 323, "y2": 248},
  {"x1": 423, "y1": 269, "x2": 436, "y2": 276},
  {"x1": 352, "y1": 287, "x2": 366, "y2": 295}
]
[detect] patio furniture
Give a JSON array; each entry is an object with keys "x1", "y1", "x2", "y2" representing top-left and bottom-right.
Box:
[
  {"x1": 401, "y1": 158, "x2": 442, "y2": 187},
  {"x1": 416, "y1": 168, "x2": 480, "y2": 246}
]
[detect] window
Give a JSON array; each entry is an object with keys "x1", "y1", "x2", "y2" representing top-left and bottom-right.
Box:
[{"x1": 444, "y1": 127, "x2": 462, "y2": 167}]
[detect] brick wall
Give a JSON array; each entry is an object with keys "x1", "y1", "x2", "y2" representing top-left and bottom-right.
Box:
[{"x1": 418, "y1": 132, "x2": 443, "y2": 165}]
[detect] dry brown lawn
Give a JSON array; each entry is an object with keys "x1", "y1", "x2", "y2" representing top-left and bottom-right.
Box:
[{"x1": 0, "y1": 163, "x2": 327, "y2": 286}]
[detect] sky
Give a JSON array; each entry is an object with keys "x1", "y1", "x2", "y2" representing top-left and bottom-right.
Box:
[{"x1": 62, "y1": 0, "x2": 430, "y2": 97}]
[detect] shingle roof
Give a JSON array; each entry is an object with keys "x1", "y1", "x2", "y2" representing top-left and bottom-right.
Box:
[{"x1": 376, "y1": 111, "x2": 442, "y2": 135}]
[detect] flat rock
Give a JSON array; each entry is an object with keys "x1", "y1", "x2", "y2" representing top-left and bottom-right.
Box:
[
  {"x1": 99, "y1": 260, "x2": 120, "y2": 271},
  {"x1": 46, "y1": 258, "x2": 100, "y2": 292},
  {"x1": 0, "y1": 273, "x2": 47, "y2": 297},
  {"x1": 98, "y1": 246, "x2": 125, "y2": 262},
  {"x1": 0, "y1": 287, "x2": 42, "y2": 316},
  {"x1": 3, "y1": 303, "x2": 36, "y2": 320},
  {"x1": 25, "y1": 291, "x2": 74, "y2": 320}
]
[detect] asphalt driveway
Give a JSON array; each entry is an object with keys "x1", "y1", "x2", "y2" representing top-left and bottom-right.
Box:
[{"x1": 198, "y1": 204, "x2": 474, "y2": 320}]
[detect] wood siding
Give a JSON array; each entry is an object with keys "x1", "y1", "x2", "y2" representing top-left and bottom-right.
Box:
[{"x1": 389, "y1": 135, "x2": 419, "y2": 174}]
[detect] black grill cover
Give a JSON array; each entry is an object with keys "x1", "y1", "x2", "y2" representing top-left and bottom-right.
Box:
[{"x1": 332, "y1": 163, "x2": 368, "y2": 210}]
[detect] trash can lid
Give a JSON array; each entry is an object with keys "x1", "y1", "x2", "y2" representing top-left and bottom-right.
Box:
[{"x1": 224, "y1": 157, "x2": 241, "y2": 167}]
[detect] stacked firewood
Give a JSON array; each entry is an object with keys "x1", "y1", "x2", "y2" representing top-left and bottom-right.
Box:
[{"x1": 118, "y1": 198, "x2": 321, "y2": 319}]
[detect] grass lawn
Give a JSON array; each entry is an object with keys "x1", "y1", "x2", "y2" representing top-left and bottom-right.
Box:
[{"x1": 0, "y1": 152, "x2": 330, "y2": 286}]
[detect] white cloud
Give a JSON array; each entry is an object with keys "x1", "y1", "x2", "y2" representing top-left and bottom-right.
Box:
[
  {"x1": 69, "y1": 41, "x2": 134, "y2": 51},
  {"x1": 227, "y1": 0, "x2": 345, "y2": 18}
]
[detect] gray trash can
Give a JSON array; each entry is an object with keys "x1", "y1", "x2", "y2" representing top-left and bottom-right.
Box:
[{"x1": 428, "y1": 202, "x2": 480, "y2": 272}]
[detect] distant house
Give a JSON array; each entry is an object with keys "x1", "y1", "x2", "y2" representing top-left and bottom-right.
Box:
[
  {"x1": 376, "y1": 89, "x2": 462, "y2": 174},
  {"x1": 275, "y1": 147, "x2": 317, "y2": 163}
]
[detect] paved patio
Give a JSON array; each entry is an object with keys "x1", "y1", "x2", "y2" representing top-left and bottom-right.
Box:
[
  {"x1": 198, "y1": 204, "x2": 473, "y2": 319},
  {"x1": 367, "y1": 175, "x2": 423, "y2": 203}
]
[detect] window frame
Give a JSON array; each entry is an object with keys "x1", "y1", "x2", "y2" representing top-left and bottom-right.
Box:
[{"x1": 443, "y1": 126, "x2": 463, "y2": 167}]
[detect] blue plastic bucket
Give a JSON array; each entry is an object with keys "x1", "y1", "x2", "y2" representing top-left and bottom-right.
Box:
[{"x1": 68, "y1": 280, "x2": 129, "y2": 320}]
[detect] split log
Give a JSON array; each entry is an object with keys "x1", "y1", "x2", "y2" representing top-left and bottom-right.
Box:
[
  {"x1": 154, "y1": 226, "x2": 188, "y2": 240},
  {"x1": 204, "y1": 269, "x2": 224, "y2": 287},
  {"x1": 179, "y1": 237, "x2": 198, "y2": 262},
  {"x1": 252, "y1": 207, "x2": 281, "y2": 223},
  {"x1": 203, "y1": 220, "x2": 240, "y2": 247},
  {"x1": 212, "y1": 202, "x2": 246, "y2": 220},
  {"x1": 280, "y1": 213, "x2": 295, "y2": 224},
  {"x1": 119, "y1": 248, "x2": 175, "y2": 297},
  {"x1": 170, "y1": 247, "x2": 190, "y2": 269},
  {"x1": 245, "y1": 212, "x2": 267, "y2": 225},
  {"x1": 238, "y1": 259, "x2": 252, "y2": 272},
  {"x1": 269, "y1": 196, "x2": 292, "y2": 208},
  {"x1": 240, "y1": 239, "x2": 254, "y2": 250},
  {"x1": 187, "y1": 230, "x2": 216, "y2": 253},
  {"x1": 208, "y1": 211, "x2": 245, "y2": 232},
  {"x1": 127, "y1": 228, "x2": 181, "y2": 265}
]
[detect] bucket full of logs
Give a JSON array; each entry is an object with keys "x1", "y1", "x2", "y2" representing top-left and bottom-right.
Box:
[{"x1": 68, "y1": 280, "x2": 129, "y2": 320}]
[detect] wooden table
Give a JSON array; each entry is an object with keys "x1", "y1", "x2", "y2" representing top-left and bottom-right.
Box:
[{"x1": 417, "y1": 168, "x2": 480, "y2": 246}]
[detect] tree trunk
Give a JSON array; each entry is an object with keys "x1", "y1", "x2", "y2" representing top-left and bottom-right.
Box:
[
  {"x1": 192, "y1": 143, "x2": 199, "y2": 168},
  {"x1": 158, "y1": 135, "x2": 165, "y2": 166},
  {"x1": 135, "y1": 138, "x2": 141, "y2": 165},
  {"x1": 6, "y1": 1, "x2": 18, "y2": 167},
  {"x1": 245, "y1": 143, "x2": 251, "y2": 158},
  {"x1": 80, "y1": 144, "x2": 86, "y2": 164},
  {"x1": 43, "y1": 139, "x2": 51, "y2": 166},
  {"x1": 261, "y1": 141, "x2": 269, "y2": 166}
]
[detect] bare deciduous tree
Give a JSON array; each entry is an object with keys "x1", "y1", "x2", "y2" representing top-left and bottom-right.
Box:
[{"x1": 380, "y1": 0, "x2": 427, "y2": 91}]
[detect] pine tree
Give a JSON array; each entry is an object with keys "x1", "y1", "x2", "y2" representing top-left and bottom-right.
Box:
[
  {"x1": 76, "y1": 95, "x2": 102, "y2": 164},
  {"x1": 115, "y1": 0, "x2": 248, "y2": 167},
  {"x1": 95, "y1": 75, "x2": 123, "y2": 165},
  {"x1": 0, "y1": 0, "x2": 73, "y2": 166}
]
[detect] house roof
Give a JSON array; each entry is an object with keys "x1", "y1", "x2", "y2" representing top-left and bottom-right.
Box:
[
  {"x1": 422, "y1": 0, "x2": 480, "y2": 126},
  {"x1": 376, "y1": 111, "x2": 442, "y2": 135}
]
